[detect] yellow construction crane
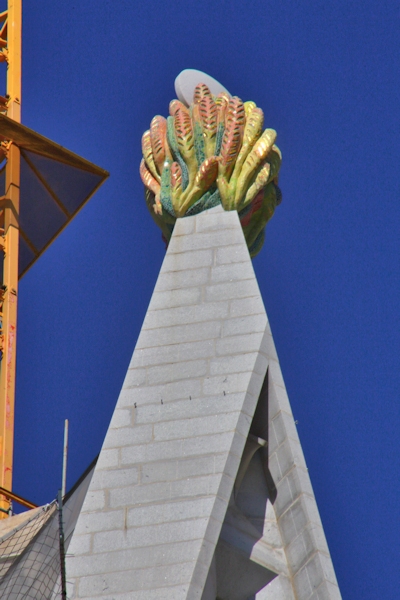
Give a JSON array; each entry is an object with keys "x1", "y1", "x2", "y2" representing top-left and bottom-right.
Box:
[
  {"x1": 0, "y1": 1, "x2": 108, "y2": 517},
  {"x1": 0, "y1": 0, "x2": 22, "y2": 517}
]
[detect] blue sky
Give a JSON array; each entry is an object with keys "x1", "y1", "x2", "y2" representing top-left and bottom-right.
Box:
[{"x1": 7, "y1": 1, "x2": 400, "y2": 598}]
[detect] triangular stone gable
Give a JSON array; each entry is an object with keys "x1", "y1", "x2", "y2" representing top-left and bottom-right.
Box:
[{"x1": 67, "y1": 206, "x2": 341, "y2": 600}]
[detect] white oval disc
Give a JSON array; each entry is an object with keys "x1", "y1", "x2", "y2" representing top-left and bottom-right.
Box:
[{"x1": 174, "y1": 69, "x2": 231, "y2": 106}]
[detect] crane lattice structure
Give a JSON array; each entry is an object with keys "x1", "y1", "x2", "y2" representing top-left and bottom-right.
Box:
[
  {"x1": 0, "y1": 0, "x2": 22, "y2": 518},
  {"x1": 0, "y1": 0, "x2": 108, "y2": 517}
]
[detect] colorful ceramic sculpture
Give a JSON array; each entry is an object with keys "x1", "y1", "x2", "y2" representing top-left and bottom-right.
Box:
[{"x1": 140, "y1": 83, "x2": 282, "y2": 257}]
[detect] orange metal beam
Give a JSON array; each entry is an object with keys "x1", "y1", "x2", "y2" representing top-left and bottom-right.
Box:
[
  {"x1": 0, "y1": 484, "x2": 37, "y2": 510},
  {"x1": 0, "y1": 0, "x2": 21, "y2": 517}
]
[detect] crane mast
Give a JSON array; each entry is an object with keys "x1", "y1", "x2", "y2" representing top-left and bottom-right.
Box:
[{"x1": 0, "y1": 0, "x2": 21, "y2": 517}]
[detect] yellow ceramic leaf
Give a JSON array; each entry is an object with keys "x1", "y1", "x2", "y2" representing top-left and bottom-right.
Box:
[
  {"x1": 217, "y1": 174, "x2": 230, "y2": 206},
  {"x1": 140, "y1": 159, "x2": 161, "y2": 209},
  {"x1": 250, "y1": 128, "x2": 277, "y2": 163},
  {"x1": 142, "y1": 131, "x2": 160, "y2": 183},
  {"x1": 272, "y1": 143, "x2": 282, "y2": 160},
  {"x1": 199, "y1": 96, "x2": 218, "y2": 157},
  {"x1": 231, "y1": 107, "x2": 264, "y2": 184},
  {"x1": 194, "y1": 156, "x2": 219, "y2": 190},
  {"x1": 140, "y1": 84, "x2": 282, "y2": 255},
  {"x1": 242, "y1": 162, "x2": 271, "y2": 208},
  {"x1": 170, "y1": 161, "x2": 183, "y2": 209},
  {"x1": 244, "y1": 101, "x2": 256, "y2": 116},
  {"x1": 266, "y1": 148, "x2": 282, "y2": 184},
  {"x1": 194, "y1": 83, "x2": 213, "y2": 104},
  {"x1": 219, "y1": 96, "x2": 245, "y2": 179},
  {"x1": 173, "y1": 104, "x2": 196, "y2": 169},
  {"x1": 215, "y1": 92, "x2": 230, "y2": 107},
  {"x1": 235, "y1": 128, "x2": 276, "y2": 202},
  {"x1": 150, "y1": 116, "x2": 169, "y2": 175},
  {"x1": 170, "y1": 161, "x2": 182, "y2": 191},
  {"x1": 169, "y1": 99, "x2": 188, "y2": 116}
]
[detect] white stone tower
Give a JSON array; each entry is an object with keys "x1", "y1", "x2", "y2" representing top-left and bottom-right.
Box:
[{"x1": 66, "y1": 206, "x2": 341, "y2": 599}]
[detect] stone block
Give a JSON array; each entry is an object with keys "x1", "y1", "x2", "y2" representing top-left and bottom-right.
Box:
[
  {"x1": 215, "y1": 331, "x2": 264, "y2": 356},
  {"x1": 172, "y1": 215, "x2": 195, "y2": 236},
  {"x1": 69, "y1": 533, "x2": 92, "y2": 557},
  {"x1": 268, "y1": 359, "x2": 286, "y2": 390},
  {"x1": 154, "y1": 266, "x2": 210, "y2": 292},
  {"x1": 230, "y1": 295, "x2": 265, "y2": 317},
  {"x1": 308, "y1": 580, "x2": 342, "y2": 600},
  {"x1": 177, "y1": 455, "x2": 217, "y2": 480},
  {"x1": 222, "y1": 313, "x2": 267, "y2": 337},
  {"x1": 89, "y1": 468, "x2": 139, "y2": 492},
  {"x1": 96, "y1": 448, "x2": 119, "y2": 470},
  {"x1": 216, "y1": 244, "x2": 250, "y2": 265},
  {"x1": 93, "y1": 524, "x2": 208, "y2": 560},
  {"x1": 120, "y1": 439, "x2": 182, "y2": 465},
  {"x1": 144, "y1": 300, "x2": 229, "y2": 330},
  {"x1": 109, "y1": 408, "x2": 132, "y2": 428},
  {"x1": 170, "y1": 473, "x2": 222, "y2": 499},
  {"x1": 102, "y1": 425, "x2": 152, "y2": 449},
  {"x1": 127, "y1": 497, "x2": 215, "y2": 528},
  {"x1": 214, "y1": 451, "x2": 240, "y2": 479},
  {"x1": 149, "y1": 286, "x2": 202, "y2": 310},
  {"x1": 260, "y1": 329, "x2": 278, "y2": 361},
  {"x1": 271, "y1": 410, "x2": 298, "y2": 448},
  {"x1": 209, "y1": 352, "x2": 261, "y2": 376},
  {"x1": 195, "y1": 206, "x2": 239, "y2": 232},
  {"x1": 293, "y1": 560, "x2": 315, "y2": 599},
  {"x1": 138, "y1": 455, "x2": 217, "y2": 485},
  {"x1": 256, "y1": 574, "x2": 295, "y2": 599},
  {"x1": 206, "y1": 278, "x2": 260, "y2": 303},
  {"x1": 135, "y1": 393, "x2": 247, "y2": 425},
  {"x1": 134, "y1": 339, "x2": 215, "y2": 369},
  {"x1": 202, "y1": 372, "x2": 252, "y2": 396},
  {"x1": 317, "y1": 551, "x2": 339, "y2": 587},
  {"x1": 122, "y1": 367, "x2": 146, "y2": 388},
  {"x1": 210, "y1": 261, "x2": 255, "y2": 284},
  {"x1": 181, "y1": 431, "x2": 245, "y2": 460},
  {"x1": 77, "y1": 561, "x2": 195, "y2": 596},
  {"x1": 74, "y1": 509, "x2": 125, "y2": 536},
  {"x1": 167, "y1": 227, "x2": 244, "y2": 253},
  {"x1": 274, "y1": 436, "x2": 307, "y2": 483},
  {"x1": 268, "y1": 379, "x2": 293, "y2": 420},
  {"x1": 252, "y1": 350, "x2": 270, "y2": 377},
  {"x1": 135, "y1": 320, "x2": 222, "y2": 349},
  {"x1": 273, "y1": 467, "x2": 313, "y2": 517},
  {"x1": 301, "y1": 493, "x2": 326, "y2": 529},
  {"x1": 161, "y1": 248, "x2": 214, "y2": 272},
  {"x1": 69, "y1": 539, "x2": 201, "y2": 577},
  {"x1": 109, "y1": 480, "x2": 171, "y2": 508},
  {"x1": 292, "y1": 551, "x2": 340, "y2": 600},
  {"x1": 120, "y1": 378, "x2": 203, "y2": 406},
  {"x1": 285, "y1": 527, "x2": 317, "y2": 573},
  {"x1": 147, "y1": 358, "x2": 208, "y2": 385},
  {"x1": 279, "y1": 497, "x2": 310, "y2": 547},
  {"x1": 82, "y1": 491, "x2": 106, "y2": 513},
  {"x1": 153, "y1": 411, "x2": 242, "y2": 442}
]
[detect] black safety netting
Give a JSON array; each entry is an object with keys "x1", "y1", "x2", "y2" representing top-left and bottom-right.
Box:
[
  {"x1": 0, "y1": 500, "x2": 64, "y2": 598},
  {"x1": 0, "y1": 457, "x2": 96, "y2": 599}
]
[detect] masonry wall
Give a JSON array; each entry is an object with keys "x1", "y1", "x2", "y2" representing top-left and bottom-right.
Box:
[
  {"x1": 67, "y1": 207, "x2": 270, "y2": 599},
  {"x1": 66, "y1": 206, "x2": 341, "y2": 600}
]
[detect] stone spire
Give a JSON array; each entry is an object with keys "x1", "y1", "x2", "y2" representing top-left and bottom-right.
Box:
[{"x1": 67, "y1": 206, "x2": 341, "y2": 599}]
